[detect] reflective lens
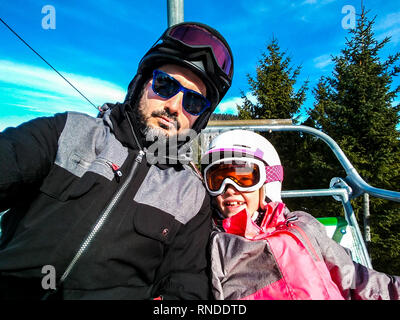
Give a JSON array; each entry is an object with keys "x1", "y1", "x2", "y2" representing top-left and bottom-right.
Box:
[
  {"x1": 152, "y1": 70, "x2": 180, "y2": 97},
  {"x1": 152, "y1": 70, "x2": 210, "y2": 116},
  {"x1": 168, "y1": 24, "x2": 233, "y2": 77},
  {"x1": 206, "y1": 161, "x2": 261, "y2": 192}
]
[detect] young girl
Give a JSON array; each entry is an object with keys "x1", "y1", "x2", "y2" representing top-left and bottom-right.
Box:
[{"x1": 201, "y1": 129, "x2": 400, "y2": 300}]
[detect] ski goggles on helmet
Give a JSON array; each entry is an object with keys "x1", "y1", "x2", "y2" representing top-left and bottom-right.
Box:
[
  {"x1": 204, "y1": 157, "x2": 283, "y2": 196},
  {"x1": 152, "y1": 69, "x2": 211, "y2": 116},
  {"x1": 166, "y1": 23, "x2": 233, "y2": 78}
]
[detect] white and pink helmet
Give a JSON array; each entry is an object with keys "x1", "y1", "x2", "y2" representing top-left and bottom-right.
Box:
[{"x1": 201, "y1": 129, "x2": 283, "y2": 209}]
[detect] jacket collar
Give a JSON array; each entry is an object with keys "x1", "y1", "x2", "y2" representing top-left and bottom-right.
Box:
[
  {"x1": 221, "y1": 202, "x2": 287, "y2": 240},
  {"x1": 101, "y1": 102, "x2": 195, "y2": 166},
  {"x1": 99, "y1": 102, "x2": 142, "y2": 150}
]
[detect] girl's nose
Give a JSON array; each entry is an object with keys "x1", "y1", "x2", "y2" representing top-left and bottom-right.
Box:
[{"x1": 222, "y1": 184, "x2": 240, "y2": 195}]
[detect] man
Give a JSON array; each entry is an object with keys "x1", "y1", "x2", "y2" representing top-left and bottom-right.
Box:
[{"x1": 0, "y1": 22, "x2": 234, "y2": 300}]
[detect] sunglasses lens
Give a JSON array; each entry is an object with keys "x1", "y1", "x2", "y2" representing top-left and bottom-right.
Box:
[
  {"x1": 169, "y1": 24, "x2": 233, "y2": 77},
  {"x1": 153, "y1": 71, "x2": 180, "y2": 98},
  {"x1": 206, "y1": 161, "x2": 260, "y2": 192},
  {"x1": 153, "y1": 70, "x2": 210, "y2": 116},
  {"x1": 183, "y1": 91, "x2": 210, "y2": 116}
]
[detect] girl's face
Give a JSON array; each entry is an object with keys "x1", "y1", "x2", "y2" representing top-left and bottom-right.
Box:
[{"x1": 215, "y1": 184, "x2": 260, "y2": 218}]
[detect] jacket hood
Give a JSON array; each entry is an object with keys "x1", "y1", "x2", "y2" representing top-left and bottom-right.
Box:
[{"x1": 98, "y1": 102, "x2": 142, "y2": 150}]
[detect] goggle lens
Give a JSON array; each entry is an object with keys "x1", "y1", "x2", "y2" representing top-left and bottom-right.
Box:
[
  {"x1": 206, "y1": 161, "x2": 261, "y2": 192},
  {"x1": 168, "y1": 24, "x2": 233, "y2": 77}
]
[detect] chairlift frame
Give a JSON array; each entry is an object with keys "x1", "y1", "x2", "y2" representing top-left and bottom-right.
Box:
[{"x1": 202, "y1": 119, "x2": 400, "y2": 269}]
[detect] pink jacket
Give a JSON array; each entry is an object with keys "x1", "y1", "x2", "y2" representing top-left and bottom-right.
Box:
[{"x1": 210, "y1": 202, "x2": 400, "y2": 300}]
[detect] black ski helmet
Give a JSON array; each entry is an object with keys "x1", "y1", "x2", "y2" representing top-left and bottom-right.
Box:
[{"x1": 124, "y1": 22, "x2": 234, "y2": 134}]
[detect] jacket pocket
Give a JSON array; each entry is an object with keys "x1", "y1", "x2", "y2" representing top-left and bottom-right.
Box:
[
  {"x1": 39, "y1": 164, "x2": 99, "y2": 202},
  {"x1": 133, "y1": 202, "x2": 180, "y2": 245}
]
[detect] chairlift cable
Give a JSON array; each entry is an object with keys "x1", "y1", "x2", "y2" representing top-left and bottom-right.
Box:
[{"x1": 0, "y1": 17, "x2": 98, "y2": 110}]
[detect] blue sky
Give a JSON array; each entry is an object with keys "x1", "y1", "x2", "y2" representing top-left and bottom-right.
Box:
[{"x1": 1, "y1": 0, "x2": 399, "y2": 130}]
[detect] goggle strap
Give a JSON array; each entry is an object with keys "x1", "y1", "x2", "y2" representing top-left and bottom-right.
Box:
[{"x1": 265, "y1": 165, "x2": 284, "y2": 183}]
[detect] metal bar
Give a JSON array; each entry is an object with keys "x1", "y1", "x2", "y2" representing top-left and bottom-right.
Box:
[
  {"x1": 203, "y1": 124, "x2": 400, "y2": 203},
  {"x1": 281, "y1": 188, "x2": 348, "y2": 200},
  {"x1": 341, "y1": 198, "x2": 373, "y2": 268},
  {"x1": 208, "y1": 119, "x2": 293, "y2": 127},
  {"x1": 167, "y1": 0, "x2": 184, "y2": 27},
  {"x1": 363, "y1": 193, "x2": 371, "y2": 244}
]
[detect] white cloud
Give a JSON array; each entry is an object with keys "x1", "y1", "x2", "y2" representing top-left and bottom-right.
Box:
[
  {"x1": 313, "y1": 54, "x2": 333, "y2": 69},
  {"x1": 301, "y1": 0, "x2": 336, "y2": 5},
  {"x1": 376, "y1": 12, "x2": 400, "y2": 30},
  {"x1": 375, "y1": 12, "x2": 400, "y2": 45},
  {"x1": 0, "y1": 59, "x2": 126, "y2": 129},
  {"x1": 376, "y1": 27, "x2": 400, "y2": 45},
  {"x1": 0, "y1": 59, "x2": 125, "y2": 110},
  {"x1": 0, "y1": 60, "x2": 125, "y2": 130},
  {"x1": 215, "y1": 97, "x2": 241, "y2": 114},
  {"x1": 215, "y1": 92, "x2": 257, "y2": 115},
  {"x1": 302, "y1": 0, "x2": 317, "y2": 4},
  {"x1": 239, "y1": 0, "x2": 270, "y2": 15}
]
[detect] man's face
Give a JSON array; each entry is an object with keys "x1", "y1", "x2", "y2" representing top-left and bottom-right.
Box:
[{"x1": 138, "y1": 64, "x2": 207, "y2": 137}]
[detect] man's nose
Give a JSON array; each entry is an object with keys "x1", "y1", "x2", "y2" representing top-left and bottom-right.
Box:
[{"x1": 164, "y1": 91, "x2": 183, "y2": 115}]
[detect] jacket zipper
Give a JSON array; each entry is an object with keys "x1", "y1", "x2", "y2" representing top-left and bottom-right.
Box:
[
  {"x1": 288, "y1": 224, "x2": 321, "y2": 262},
  {"x1": 41, "y1": 110, "x2": 146, "y2": 300},
  {"x1": 270, "y1": 218, "x2": 321, "y2": 262},
  {"x1": 42, "y1": 150, "x2": 145, "y2": 300},
  {"x1": 62, "y1": 151, "x2": 144, "y2": 279},
  {"x1": 106, "y1": 161, "x2": 123, "y2": 182}
]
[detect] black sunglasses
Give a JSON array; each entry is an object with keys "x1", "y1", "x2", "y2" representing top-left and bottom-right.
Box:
[{"x1": 152, "y1": 70, "x2": 211, "y2": 116}]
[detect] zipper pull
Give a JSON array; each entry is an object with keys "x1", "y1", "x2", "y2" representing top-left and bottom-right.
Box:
[
  {"x1": 135, "y1": 149, "x2": 145, "y2": 163},
  {"x1": 107, "y1": 162, "x2": 122, "y2": 182},
  {"x1": 286, "y1": 215, "x2": 298, "y2": 226}
]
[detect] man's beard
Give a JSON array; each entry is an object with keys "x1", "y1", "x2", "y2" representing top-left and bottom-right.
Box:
[
  {"x1": 136, "y1": 104, "x2": 197, "y2": 164},
  {"x1": 138, "y1": 104, "x2": 181, "y2": 138}
]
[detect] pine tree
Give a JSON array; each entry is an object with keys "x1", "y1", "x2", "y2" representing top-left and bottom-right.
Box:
[
  {"x1": 237, "y1": 38, "x2": 309, "y2": 207},
  {"x1": 307, "y1": 8, "x2": 400, "y2": 273},
  {"x1": 238, "y1": 38, "x2": 308, "y2": 122}
]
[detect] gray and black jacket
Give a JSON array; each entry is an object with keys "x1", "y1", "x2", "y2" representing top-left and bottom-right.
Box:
[{"x1": 0, "y1": 103, "x2": 212, "y2": 300}]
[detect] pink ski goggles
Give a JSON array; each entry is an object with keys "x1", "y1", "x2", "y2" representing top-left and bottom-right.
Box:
[{"x1": 167, "y1": 23, "x2": 233, "y2": 77}]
